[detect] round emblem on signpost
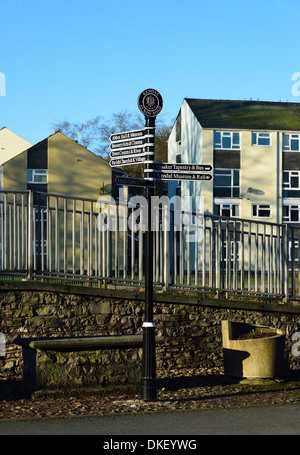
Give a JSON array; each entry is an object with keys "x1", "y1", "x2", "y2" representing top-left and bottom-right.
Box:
[{"x1": 138, "y1": 88, "x2": 163, "y2": 118}]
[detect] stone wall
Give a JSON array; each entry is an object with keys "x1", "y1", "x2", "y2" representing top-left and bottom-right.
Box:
[{"x1": 0, "y1": 282, "x2": 300, "y2": 385}]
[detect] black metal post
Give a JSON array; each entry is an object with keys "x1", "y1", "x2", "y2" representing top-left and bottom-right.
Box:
[{"x1": 141, "y1": 115, "x2": 157, "y2": 401}]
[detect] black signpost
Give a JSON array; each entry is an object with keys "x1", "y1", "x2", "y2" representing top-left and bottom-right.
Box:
[
  {"x1": 109, "y1": 88, "x2": 213, "y2": 401},
  {"x1": 137, "y1": 88, "x2": 163, "y2": 402}
]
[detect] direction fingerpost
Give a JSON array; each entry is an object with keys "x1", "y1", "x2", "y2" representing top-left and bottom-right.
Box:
[
  {"x1": 109, "y1": 89, "x2": 212, "y2": 403},
  {"x1": 138, "y1": 88, "x2": 163, "y2": 402}
]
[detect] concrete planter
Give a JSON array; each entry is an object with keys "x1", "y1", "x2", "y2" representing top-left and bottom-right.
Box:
[{"x1": 222, "y1": 320, "x2": 288, "y2": 379}]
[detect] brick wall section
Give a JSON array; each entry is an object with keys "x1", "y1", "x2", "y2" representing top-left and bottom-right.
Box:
[{"x1": 0, "y1": 282, "x2": 300, "y2": 380}]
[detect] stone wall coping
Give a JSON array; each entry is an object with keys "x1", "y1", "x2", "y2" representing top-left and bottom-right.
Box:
[
  {"x1": 1, "y1": 280, "x2": 300, "y2": 314},
  {"x1": 14, "y1": 334, "x2": 164, "y2": 352}
]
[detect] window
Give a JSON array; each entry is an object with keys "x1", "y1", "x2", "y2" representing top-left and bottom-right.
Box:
[
  {"x1": 221, "y1": 241, "x2": 240, "y2": 270},
  {"x1": 252, "y1": 132, "x2": 271, "y2": 146},
  {"x1": 252, "y1": 204, "x2": 271, "y2": 218},
  {"x1": 283, "y1": 171, "x2": 300, "y2": 198},
  {"x1": 283, "y1": 133, "x2": 300, "y2": 152},
  {"x1": 213, "y1": 203, "x2": 239, "y2": 217},
  {"x1": 213, "y1": 169, "x2": 240, "y2": 197},
  {"x1": 27, "y1": 169, "x2": 48, "y2": 184},
  {"x1": 214, "y1": 131, "x2": 240, "y2": 150},
  {"x1": 283, "y1": 205, "x2": 300, "y2": 223}
]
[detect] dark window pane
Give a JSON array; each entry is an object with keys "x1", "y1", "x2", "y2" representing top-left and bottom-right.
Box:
[
  {"x1": 291, "y1": 176, "x2": 299, "y2": 188},
  {"x1": 232, "y1": 133, "x2": 239, "y2": 145},
  {"x1": 222, "y1": 137, "x2": 231, "y2": 148},
  {"x1": 232, "y1": 188, "x2": 239, "y2": 197},
  {"x1": 214, "y1": 187, "x2": 231, "y2": 197},
  {"x1": 214, "y1": 169, "x2": 231, "y2": 175},
  {"x1": 222, "y1": 209, "x2": 230, "y2": 217},
  {"x1": 259, "y1": 209, "x2": 270, "y2": 217},
  {"x1": 283, "y1": 134, "x2": 289, "y2": 149},
  {"x1": 214, "y1": 132, "x2": 221, "y2": 147},
  {"x1": 291, "y1": 209, "x2": 299, "y2": 221},
  {"x1": 233, "y1": 170, "x2": 239, "y2": 186},
  {"x1": 291, "y1": 139, "x2": 299, "y2": 151},
  {"x1": 214, "y1": 175, "x2": 231, "y2": 186},
  {"x1": 258, "y1": 137, "x2": 270, "y2": 146}
]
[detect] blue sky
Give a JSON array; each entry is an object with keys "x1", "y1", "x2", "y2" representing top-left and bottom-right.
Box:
[{"x1": 1, "y1": 0, "x2": 300, "y2": 147}]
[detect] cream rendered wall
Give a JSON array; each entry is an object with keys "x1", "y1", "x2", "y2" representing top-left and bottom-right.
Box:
[
  {"x1": 47, "y1": 132, "x2": 111, "y2": 199},
  {"x1": 0, "y1": 128, "x2": 32, "y2": 165},
  {"x1": 240, "y1": 130, "x2": 278, "y2": 223},
  {"x1": 201, "y1": 129, "x2": 214, "y2": 214},
  {"x1": 1, "y1": 150, "x2": 27, "y2": 191}
]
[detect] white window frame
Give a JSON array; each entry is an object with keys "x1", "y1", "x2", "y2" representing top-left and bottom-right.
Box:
[
  {"x1": 252, "y1": 204, "x2": 271, "y2": 218},
  {"x1": 252, "y1": 132, "x2": 271, "y2": 146},
  {"x1": 213, "y1": 169, "x2": 240, "y2": 198},
  {"x1": 282, "y1": 203, "x2": 300, "y2": 223},
  {"x1": 214, "y1": 131, "x2": 240, "y2": 150},
  {"x1": 214, "y1": 202, "x2": 239, "y2": 218},
  {"x1": 283, "y1": 133, "x2": 300, "y2": 152},
  {"x1": 27, "y1": 169, "x2": 48, "y2": 184},
  {"x1": 283, "y1": 171, "x2": 300, "y2": 193}
]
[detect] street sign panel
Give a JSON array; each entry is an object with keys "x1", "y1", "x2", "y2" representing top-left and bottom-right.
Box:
[
  {"x1": 110, "y1": 147, "x2": 145, "y2": 158},
  {"x1": 110, "y1": 129, "x2": 146, "y2": 142},
  {"x1": 110, "y1": 155, "x2": 145, "y2": 167},
  {"x1": 113, "y1": 175, "x2": 154, "y2": 188},
  {"x1": 149, "y1": 171, "x2": 213, "y2": 181},
  {"x1": 153, "y1": 163, "x2": 213, "y2": 172},
  {"x1": 110, "y1": 138, "x2": 147, "y2": 150}
]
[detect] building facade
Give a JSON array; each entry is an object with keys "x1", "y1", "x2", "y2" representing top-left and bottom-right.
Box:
[{"x1": 168, "y1": 98, "x2": 300, "y2": 226}]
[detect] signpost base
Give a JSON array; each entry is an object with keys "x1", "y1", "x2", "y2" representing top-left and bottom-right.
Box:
[{"x1": 141, "y1": 322, "x2": 157, "y2": 401}]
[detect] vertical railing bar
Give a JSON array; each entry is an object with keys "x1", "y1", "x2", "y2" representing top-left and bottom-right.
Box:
[
  {"x1": 89, "y1": 201, "x2": 93, "y2": 278},
  {"x1": 131, "y1": 207, "x2": 135, "y2": 281},
  {"x1": 72, "y1": 200, "x2": 76, "y2": 275},
  {"x1": 80, "y1": 200, "x2": 84, "y2": 276},
  {"x1": 33, "y1": 206, "x2": 36, "y2": 272},
  {"x1": 180, "y1": 212, "x2": 184, "y2": 286},
  {"x1": 298, "y1": 230, "x2": 300, "y2": 296},
  {"x1": 27, "y1": 191, "x2": 33, "y2": 279},
  {"x1": 202, "y1": 216, "x2": 206, "y2": 287},
  {"x1": 163, "y1": 205, "x2": 170, "y2": 290},
  {"x1": 64, "y1": 198, "x2": 67, "y2": 274},
  {"x1": 269, "y1": 225, "x2": 273, "y2": 294},
  {"x1": 3, "y1": 193, "x2": 7, "y2": 270},
  {"x1": 240, "y1": 221, "x2": 244, "y2": 292},
  {"x1": 8, "y1": 203, "x2": 12, "y2": 270},
  {"x1": 195, "y1": 213, "x2": 199, "y2": 287},
  {"x1": 17, "y1": 204, "x2": 20, "y2": 269},
  {"x1": 55, "y1": 197, "x2": 59, "y2": 273},
  {"x1": 262, "y1": 224, "x2": 266, "y2": 293},
  {"x1": 13, "y1": 194, "x2": 17, "y2": 270},
  {"x1": 41, "y1": 207, "x2": 44, "y2": 272},
  {"x1": 233, "y1": 220, "x2": 237, "y2": 291},
  {"x1": 291, "y1": 227, "x2": 295, "y2": 298},
  {"x1": 187, "y1": 213, "x2": 191, "y2": 286},
  {"x1": 225, "y1": 220, "x2": 230, "y2": 290}
]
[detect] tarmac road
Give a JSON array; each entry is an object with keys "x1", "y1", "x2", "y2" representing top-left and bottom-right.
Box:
[{"x1": 0, "y1": 404, "x2": 299, "y2": 435}]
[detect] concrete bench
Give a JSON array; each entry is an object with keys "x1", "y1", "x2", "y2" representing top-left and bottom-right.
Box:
[{"x1": 14, "y1": 334, "x2": 164, "y2": 392}]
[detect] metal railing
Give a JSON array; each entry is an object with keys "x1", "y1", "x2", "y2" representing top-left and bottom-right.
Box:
[{"x1": 0, "y1": 190, "x2": 299, "y2": 301}]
